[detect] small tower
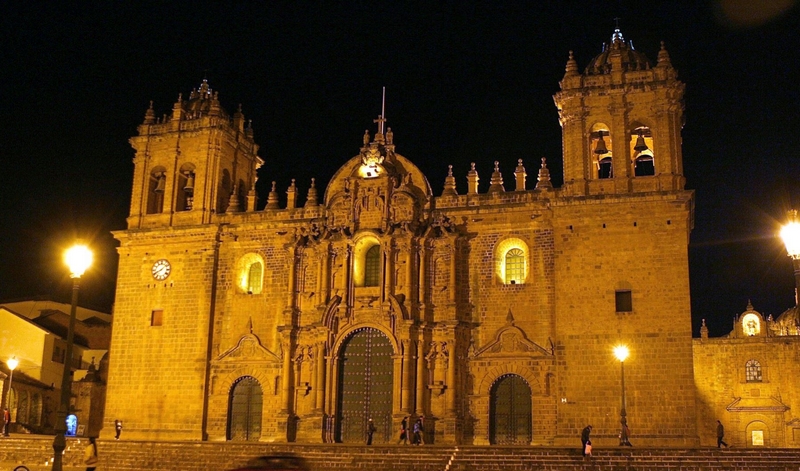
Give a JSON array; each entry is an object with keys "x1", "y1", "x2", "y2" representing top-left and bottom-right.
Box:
[
  {"x1": 127, "y1": 80, "x2": 263, "y2": 228},
  {"x1": 553, "y1": 28, "x2": 685, "y2": 196}
]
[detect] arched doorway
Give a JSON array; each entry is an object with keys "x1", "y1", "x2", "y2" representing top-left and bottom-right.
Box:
[
  {"x1": 227, "y1": 376, "x2": 263, "y2": 441},
  {"x1": 489, "y1": 374, "x2": 532, "y2": 445},
  {"x1": 336, "y1": 327, "x2": 394, "y2": 443}
]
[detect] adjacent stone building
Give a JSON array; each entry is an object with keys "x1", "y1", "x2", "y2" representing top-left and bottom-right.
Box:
[
  {"x1": 104, "y1": 28, "x2": 702, "y2": 446},
  {"x1": 0, "y1": 299, "x2": 111, "y2": 436},
  {"x1": 694, "y1": 303, "x2": 800, "y2": 447}
]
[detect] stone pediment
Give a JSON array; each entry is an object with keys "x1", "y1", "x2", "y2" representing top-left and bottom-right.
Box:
[
  {"x1": 217, "y1": 334, "x2": 280, "y2": 363},
  {"x1": 726, "y1": 396, "x2": 789, "y2": 413},
  {"x1": 474, "y1": 322, "x2": 551, "y2": 358}
]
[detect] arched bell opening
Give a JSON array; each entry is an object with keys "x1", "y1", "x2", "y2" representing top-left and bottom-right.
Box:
[{"x1": 175, "y1": 163, "x2": 196, "y2": 211}]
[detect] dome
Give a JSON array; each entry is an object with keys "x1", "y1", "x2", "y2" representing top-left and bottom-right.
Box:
[
  {"x1": 773, "y1": 305, "x2": 800, "y2": 336},
  {"x1": 584, "y1": 28, "x2": 651, "y2": 75}
]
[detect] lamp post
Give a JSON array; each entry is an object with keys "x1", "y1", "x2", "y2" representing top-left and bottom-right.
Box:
[
  {"x1": 780, "y1": 210, "x2": 800, "y2": 306},
  {"x1": 52, "y1": 244, "x2": 92, "y2": 471},
  {"x1": 4, "y1": 356, "x2": 18, "y2": 436},
  {"x1": 613, "y1": 345, "x2": 631, "y2": 446}
]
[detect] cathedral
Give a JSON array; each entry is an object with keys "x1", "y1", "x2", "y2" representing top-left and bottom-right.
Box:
[{"x1": 103, "y1": 28, "x2": 753, "y2": 447}]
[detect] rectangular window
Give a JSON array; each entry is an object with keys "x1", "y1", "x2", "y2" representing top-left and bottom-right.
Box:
[
  {"x1": 52, "y1": 345, "x2": 65, "y2": 364},
  {"x1": 151, "y1": 309, "x2": 163, "y2": 327},
  {"x1": 615, "y1": 290, "x2": 633, "y2": 312}
]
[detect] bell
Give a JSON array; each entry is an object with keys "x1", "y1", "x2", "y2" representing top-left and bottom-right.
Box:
[
  {"x1": 594, "y1": 132, "x2": 609, "y2": 155},
  {"x1": 154, "y1": 173, "x2": 165, "y2": 193},
  {"x1": 634, "y1": 131, "x2": 648, "y2": 152},
  {"x1": 184, "y1": 172, "x2": 195, "y2": 193}
]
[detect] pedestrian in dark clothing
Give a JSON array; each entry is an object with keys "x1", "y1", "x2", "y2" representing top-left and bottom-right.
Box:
[
  {"x1": 413, "y1": 417, "x2": 425, "y2": 445},
  {"x1": 716, "y1": 420, "x2": 728, "y2": 448},
  {"x1": 2, "y1": 408, "x2": 10, "y2": 436},
  {"x1": 620, "y1": 422, "x2": 632, "y2": 446},
  {"x1": 115, "y1": 419, "x2": 123, "y2": 440},
  {"x1": 366, "y1": 418, "x2": 377, "y2": 445},
  {"x1": 581, "y1": 425, "x2": 593, "y2": 456},
  {"x1": 84, "y1": 437, "x2": 98, "y2": 471},
  {"x1": 398, "y1": 417, "x2": 408, "y2": 444}
]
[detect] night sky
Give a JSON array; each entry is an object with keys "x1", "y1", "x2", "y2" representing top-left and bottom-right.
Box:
[{"x1": 2, "y1": 1, "x2": 799, "y2": 337}]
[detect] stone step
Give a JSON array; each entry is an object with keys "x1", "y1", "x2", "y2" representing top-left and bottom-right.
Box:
[{"x1": 1, "y1": 437, "x2": 800, "y2": 471}]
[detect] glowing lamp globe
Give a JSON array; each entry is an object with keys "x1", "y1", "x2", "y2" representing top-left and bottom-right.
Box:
[
  {"x1": 781, "y1": 210, "x2": 800, "y2": 259},
  {"x1": 614, "y1": 345, "x2": 629, "y2": 362},
  {"x1": 7, "y1": 356, "x2": 18, "y2": 371},
  {"x1": 64, "y1": 244, "x2": 93, "y2": 278}
]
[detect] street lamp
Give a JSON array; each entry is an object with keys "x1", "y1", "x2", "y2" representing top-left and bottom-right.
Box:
[
  {"x1": 613, "y1": 345, "x2": 631, "y2": 446},
  {"x1": 53, "y1": 244, "x2": 92, "y2": 471},
  {"x1": 780, "y1": 210, "x2": 800, "y2": 305},
  {"x1": 4, "y1": 356, "x2": 18, "y2": 436}
]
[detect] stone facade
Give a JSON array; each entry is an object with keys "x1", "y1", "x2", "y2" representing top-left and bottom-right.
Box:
[
  {"x1": 694, "y1": 303, "x2": 800, "y2": 448},
  {"x1": 104, "y1": 29, "x2": 702, "y2": 446}
]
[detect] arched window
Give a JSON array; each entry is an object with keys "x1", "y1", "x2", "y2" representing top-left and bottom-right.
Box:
[
  {"x1": 745, "y1": 359, "x2": 762, "y2": 382},
  {"x1": 247, "y1": 262, "x2": 263, "y2": 294},
  {"x1": 495, "y1": 238, "x2": 529, "y2": 285},
  {"x1": 30, "y1": 393, "x2": 42, "y2": 426},
  {"x1": 236, "y1": 254, "x2": 264, "y2": 294},
  {"x1": 364, "y1": 245, "x2": 381, "y2": 287},
  {"x1": 505, "y1": 248, "x2": 525, "y2": 284},
  {"x1": 17, "y1": 391, "x2": 29, "y2": 425}
]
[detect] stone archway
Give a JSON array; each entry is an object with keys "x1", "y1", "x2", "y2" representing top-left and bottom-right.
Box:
[
  {"x1": 489, "y1": 374, "x2": 532, "y2": 445},
  {"x1": 335, "y1": 327, "x2": 394, "y2": 443}
]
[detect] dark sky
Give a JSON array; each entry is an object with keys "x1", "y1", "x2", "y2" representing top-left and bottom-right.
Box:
[{"x1": 2, "y1": 1, "x2": 799, "y2": 337}]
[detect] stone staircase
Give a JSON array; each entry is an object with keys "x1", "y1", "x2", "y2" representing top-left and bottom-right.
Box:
[{"x1": 1, "y1": 436, "x2": 799, "y2": 471}]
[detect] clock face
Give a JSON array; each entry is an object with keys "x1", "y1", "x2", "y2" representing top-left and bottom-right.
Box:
[{"x1": 151, "y1": 259, "x2": 171, "y2": 280}]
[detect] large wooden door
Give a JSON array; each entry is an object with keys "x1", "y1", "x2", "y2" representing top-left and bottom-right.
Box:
[
  {"x1": 228, "y1": 376, "x2": 263, "y2": 441},
  {"x1": 489, "y1": 374, "x2": 532, "y2": 445},
  {"x1": 336, "y1": 328, "x2": 394, "y2": 443}
]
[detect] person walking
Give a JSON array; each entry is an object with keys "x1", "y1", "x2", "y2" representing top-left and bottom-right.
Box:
[
  {"x1": 114, "y1": 419, "x2": 123, "y2": 440},
  {"x1": 412, "y1": 417, "x2": 425, "y2": 445},
  {"x1": 621, "y1": 422, "x2": 632, "y2": 446},
  {"x1": 581, "y1": 425, "x2": 593, "y2": 456},
  {"x1": 716, "y1": 420, "x2": 729, "y2": 448},
  {"x1": 84, "y1": 437, "x2": 98, "y2": 471},
  {"x1": 397, "y1": 416, "x2": 408, "y2": 444},
  {"x1": 366, "y1": 418, "x2": 377, "y2": 445},
  {"x1": 2, "y1": 408, "x2": 10, "y2": 436}
]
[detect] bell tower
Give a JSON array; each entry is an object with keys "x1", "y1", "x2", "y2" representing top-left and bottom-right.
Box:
[
  {"x1": 554, "y1": 28, "x2": 685, "y2": 196},
  {"x1": 127, "y1": 79, "x2": 262, "y2": 229}
]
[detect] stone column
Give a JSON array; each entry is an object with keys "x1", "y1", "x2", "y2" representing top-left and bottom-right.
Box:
[
  {"x1": 448, "y1": 244, "x2": 456, "y2": 303},
  {"x1": 392, "y1": 350, "x2": 403, "y2": 415},
  {"x1": 286, "y1": 245, "x2": 297, "y2": 310},
  {"x1": 281, "y1": 335, "x2": 292, "y2": 413},
  {"x1": 415, "y1": 339, "x2": 426, "y2": 415},
  {"x1": 315, "y1": 343, "x2": 325, "y2": 412},
  {"x1": 418, "y1": 245, "x2": 428, "y2": 309},
  {"x1": 446, "y1": 341, "x2": 456, "y2": 414},
  {"x1": 321, "y1": 242, "x2": 331, "y2": 306},
  {"x1": 402, "y1": 339, "x2": 413, "y2": 413}
]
